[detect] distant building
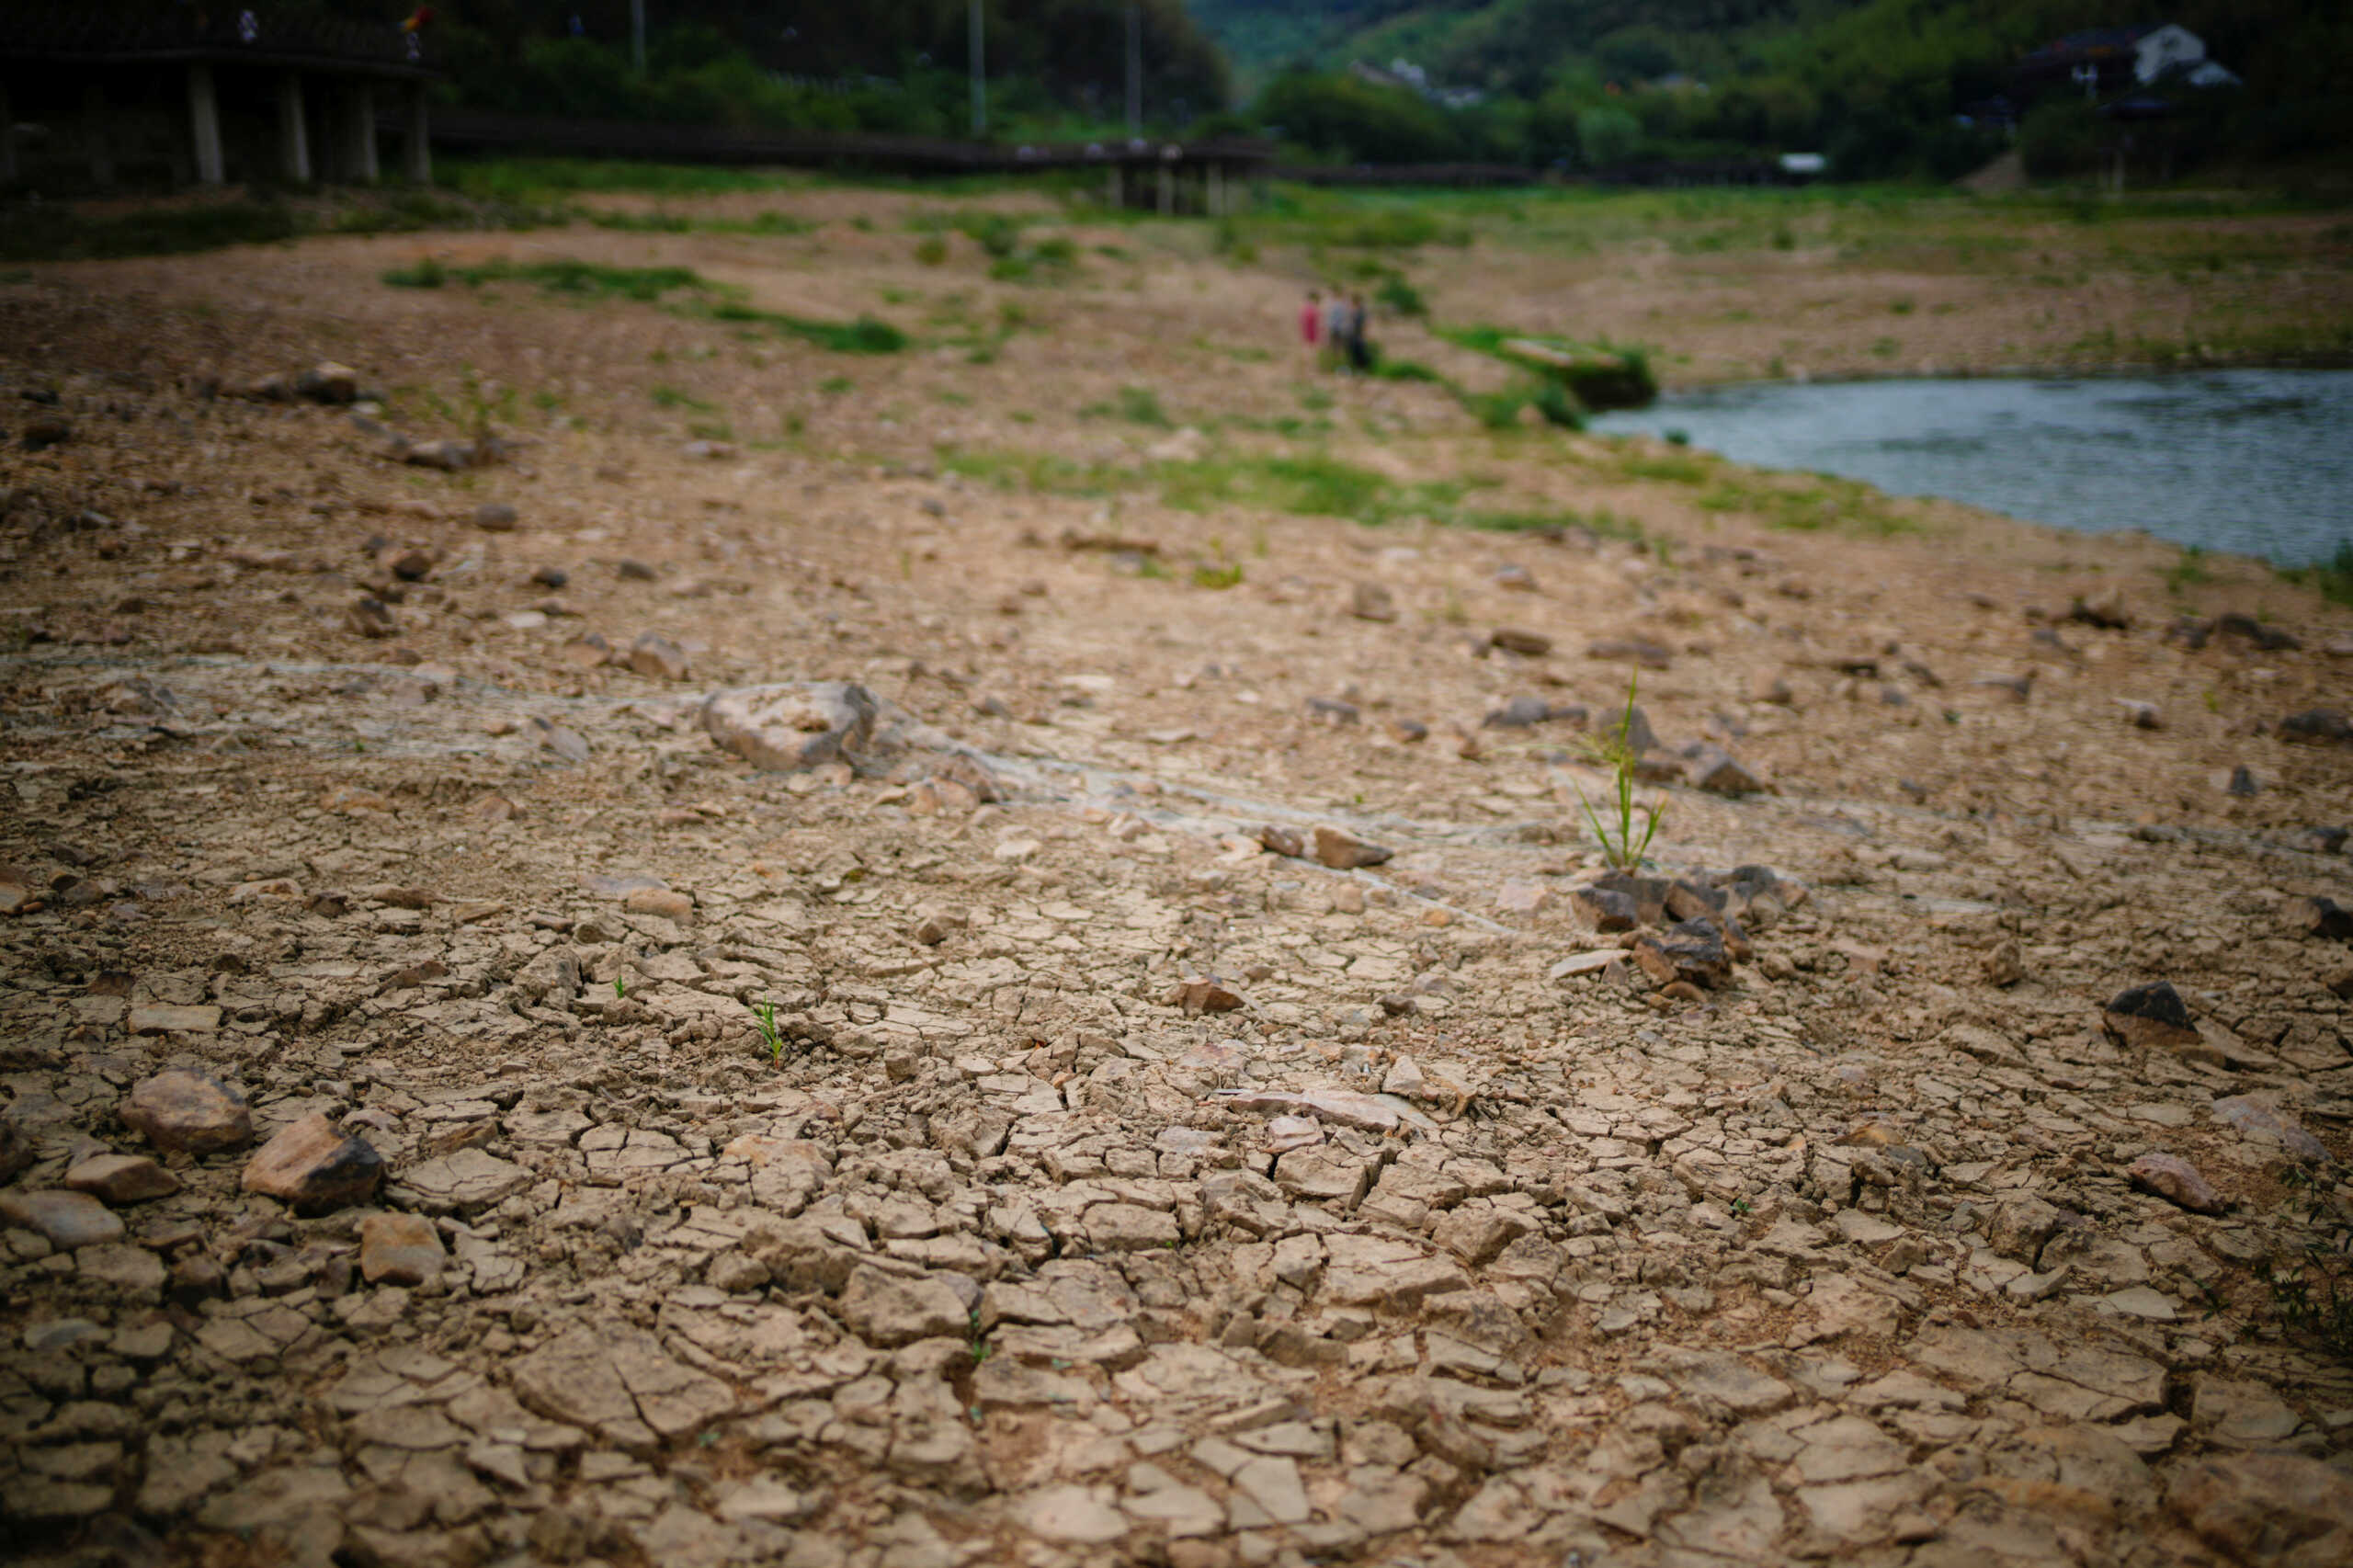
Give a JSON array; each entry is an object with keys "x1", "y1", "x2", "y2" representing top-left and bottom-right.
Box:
[
  {"x1": 1346, "y1": 58, "x2": 1484, "y2": 110},
  {"x1": 2016, "y1": 23, "x2": 2231, "y2": 104}
]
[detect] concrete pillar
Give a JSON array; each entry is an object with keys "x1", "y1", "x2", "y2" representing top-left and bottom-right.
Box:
[
  {"x1": 0, "y1": 82, "x2": 17, "y2": 186},
  {"x1": 84, "y1": 84, "x2": 116, "y2": 187},
  {"x1": 278, "y1": 74, "x2": 312, "y2": 183},
  {"x1": 188, "y1": 64, "x2": 225, "y2": 185},
  {"x1": 1157, "y1": 163, "x2": 1173, "y2": 217},
  {"x1": 345, "y1": 83, "x2": 378, "y2": 184},
  {"x1": 402, "y1": 83, "x2": 430, "y2": 183}
]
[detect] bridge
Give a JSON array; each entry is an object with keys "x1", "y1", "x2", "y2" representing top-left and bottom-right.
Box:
[{"x1": 0, "y1": 7, "x2": 437, "y2": 188}]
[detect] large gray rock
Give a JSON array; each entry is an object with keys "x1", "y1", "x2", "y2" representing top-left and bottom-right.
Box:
[{"x1": 702, "y1": 682, "x2": 880, "y2": 772}]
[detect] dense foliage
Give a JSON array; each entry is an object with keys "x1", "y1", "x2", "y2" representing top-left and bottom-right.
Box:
[
  {"x1": 228, "y1": 0, "x2": 1230, "y2": 136},
  {"x1": 1197, "y1": 0, "x2": 2353, "y2": 176}
]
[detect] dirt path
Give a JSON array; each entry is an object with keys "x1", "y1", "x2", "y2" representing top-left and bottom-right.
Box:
[{"x1": 2, "y1": 198, "x2": 2351, "y2": 1568}]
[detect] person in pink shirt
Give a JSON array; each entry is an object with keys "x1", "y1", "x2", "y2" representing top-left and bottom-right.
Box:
[{"x1": 1300, "y1": 290, "x2": 1323, "y2": 365}]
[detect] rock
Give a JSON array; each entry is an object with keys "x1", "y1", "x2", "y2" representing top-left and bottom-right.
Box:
[
  {"x1": 21, "y1": 415, "x2": 72, "y2": 451},
  {"x1": 1170, "y1": 977, "x2": 1245, "y2": 1014},
  {"x1": 628, "y1": 632, "x2": 691, "y2": 681},
  {"x1": 1313, "y1": 826, "x2": 1392, "y2": 869},
  {"x1": 472, "y1": 501, "x2": 518, "y2": 531},
  {"x1": 379, "y1": 546, "x2": 434, "y2": 582},
  {"x1": 358, "y1": 1213, "x2": 447, "y2": 1285},
  {"x1": 0, "y1": 1118, "x2": 30, "y2": 1183},
  {"x1": 120, "y1": 1070, "x2": 252, "y2": 1153},
  {"x1": 1632, "y1": 919, "x2": 1733, "y2": 989},
  {"x1": 1684, "y1": 745, "x2": 1768, "y2": 795},
  {"x1": 1984, "y1": 939, "x2": 2027, "y2": 987},
  {"x1": 1569, "y1": 886, "x2": 1639, "y2": 932},
  {"x1": 2127, "y1": 1153, "x2": 2224, "y2": 1214},
  {"x1": 838, "y1": 1265, "x2": 967, "y2": 1346},
  {"x1": 2210, "y1": 1096, "x2": 2331, "y2": 1164},
  {"x1": 2229, "y1": 765, "x2": 2260, "y2": 797},
  {"x1": 242, "y1": 1114, "x2": 385, "y2": 1213},
  {"x1": 2280, "y1": 710, "x2": 2351, "y2": 745},
  {"x1": 1750, "y1": 670, "x2": 1794, "y2": 704},
  {"x1": 528, "y1": 564, "x2": 568, "y2": 589},
  {"x1": 1349, "y1": 584, "x2": 1398, "y2": 622},
  {"x1": 624, "y1": 887, "x2": 695, "y2": 923},
  {"x1": 1483, "y1": 696, "x2": 1584, "y2": 729},
  {"x1": 617, "y1": 558, "x2": 658, "y2": 580},
  {"x1": 702, "y1": 682, "x2": 881, "y2": 772},
  {"x1": 1257, "y1": 825, "x2": 1305, "y2": 858},
  {"x1": 2101, "y1": 981, "x2": 2199, "y2": 1052},
  {"x1": 1489, "y1": 628, "x2": 1551, "y2": 656},
  {"x1": 2069, "y1": 588, "x2": 2131, "y2": 630},
  {"x1": 64, "y1": 1153, "x2": 179, "y2": 1204},
  {"x1": 346, "y1": 597, "x2": 398, "y2": 638},
  {"x1": 297, "y1": 362, "x2": 361, "y2": 403},
  {"x1": 707, "y1": 1252, "x2": 770, "y2": 1293},
  {"x1": 2118, "y1": 699, "x2": 2163, "y2": 729},
  {"x1": 1306, "y1": 695, "x2": 1360, "y2": 725},
  {"x1": 2167, "y1": 1451, "x2": 2353, "y2": 1566},
  {"x1": 2291, "y1": 896, "x2": 2353, "y2": 940},
  {"x1": 0, "y1": 1189, "x2": 126, "y2": 1248}
]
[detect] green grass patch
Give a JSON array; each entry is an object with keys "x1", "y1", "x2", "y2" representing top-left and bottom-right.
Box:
[
  {"x1": 2276, "y1": 542, "x2": 2353, "y2": 607},
  {"x1": 380, "y1": 255, "x2": 904, "y2": 353},
  {"x1": 1441, "y1": 324, "x2": 1656, "y2": 413},
  {"x1": 1696, "y1": 472, "x2": 1916, "y2": 537},
  {"x1": 1081, "y1": 386, "x2": 1174, "y2": 427}
]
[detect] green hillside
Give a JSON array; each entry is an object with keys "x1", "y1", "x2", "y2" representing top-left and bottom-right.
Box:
[{"x1": 1187, "y1": 0, "x2": 2353, "y2": 177}]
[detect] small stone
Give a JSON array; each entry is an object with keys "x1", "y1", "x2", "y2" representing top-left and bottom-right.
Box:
[
  {"x1": 702, "y1": 682, "x2": 881, "y2": 772},
  {"x1": 1569, "y1": 885, "x2": 1639, "y2": 931},
  {"x1": 242, "y1": 1114, "x2": 384, "y2": 1214},
  {"x1": 1349, "y1": 583, "x2": 1397, "y2": 622},
  {"x1": 2127, "y1": 1153, "x2": 2224, "y2": 1214},
  {"x1": 1632, "y1": 919, "x2": 1732, "y2": 989},
  {"x1": 64, "y1": 1153, "x2": 179, "y2": 1204},
  {"x1": 379, "y1": 546, "x2": 434, "y2": 582},
  {"x1": 2101, "y1": 981, "x2": 2199, "y2": 1052},
  {"x1": 2210, "y1": 1096, "x2": 2332, "y2": 1164},
  {"x1": 529, "y1": 564, "x2": 568, "y2": 589},
  {"x1": 838, "y1": 1265, "x2": 967, "y2": 1346},
  {"x1": 628, "y1": 632, "x2": 691, "y2": 681},
  {"x1": 1587, "y1": 636, "x2": 1673, "y2": 669},
  {"x1": 624, "y1": 887, "x2": 695, "y2": 923},
  {"x1": 1684, "y1": 745, "x2": 1768, "y2": 795},
  {"x1": 1983, "y1": 939, "x2": 2027, "y2": 987},
  {"x1": 1170, "y1": 977, "x2": 1246, "y2": 1014},
  {"x1": 1750, "y1": 670, "x2": 1794, "y2": 704},
  {"x1": 2227, "y1": 765, "x2": 2259, "y2": 797},
  {"x1": 121, "y1": 1069, "x2": 252, "y2": 1153},
  {"x1": 1489, "y1": 628, "x2": 1551, "y2": 656},
  {"x1": 2291, "y1": 896, "x2": 2353, "y2": 940},
  {"x1": 346, "y1": 597, "x2": 398, "y2": 637},
  {"x1": 1313, "y1": 826, "x2": 1392, "y2": 869},
  {"x1": 617, "y1": 559, "x2": 658, "y2": 581},
  {"x1": 473, "y1": 501, "x2": 518, "y2": 531},
  {"x1": 0, "y1": 1189, "x2": 126, "y2": 1248},
  {"x1": 358, "y1": 1212, "x2": 447, "y2": 1285},
  {"x1": 2117, "y1": 699, "x2": 2163, "y2": 729},
  {"x1": 297, "y1": 361, "x2": 361, "y2": 403}
]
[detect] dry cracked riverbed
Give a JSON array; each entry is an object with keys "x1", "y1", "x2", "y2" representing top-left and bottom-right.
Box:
[{"x1": 3, "y1": 218, "x2": 2353, "y2": 1568}]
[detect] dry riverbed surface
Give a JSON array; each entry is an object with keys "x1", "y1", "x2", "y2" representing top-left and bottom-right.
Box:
[{"x1": 2, "y1": 187, "x2": 2352, "y2": 1568}]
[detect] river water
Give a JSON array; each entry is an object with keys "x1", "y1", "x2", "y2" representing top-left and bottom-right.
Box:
[{"x1": 1588, "y1": 369, "x2": 2353, "y2": 564}]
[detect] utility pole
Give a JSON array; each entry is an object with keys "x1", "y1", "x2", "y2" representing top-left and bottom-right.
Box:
[
  {"x1": 631, "y1": 0, "x2": 646, "y2": 74},
  {"x1": 970, "y1": 0, "x2": 986, "y2": 137},
  {"x1": 1125, "y1": 2, "x2": 1142, "y2": 136}
]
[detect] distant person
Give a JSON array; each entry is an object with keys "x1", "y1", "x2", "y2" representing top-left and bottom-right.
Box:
[
  {"x1": 1300, "y1": 290, "x2": 1323, "y2": 364},
  {"x1": 1347, "y1": 291, "x2": 1372, "y2": 372},
  {"x1": 1324, "y1": 293, "x2": 1351, "y2": 372}
]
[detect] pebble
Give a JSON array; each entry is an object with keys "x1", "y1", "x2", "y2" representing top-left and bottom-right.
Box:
[
  {"x1": 63, "y1": 1153, "x2": 180, "y2": 1204},
  {"x1": 240, "y1": 1114, "x2": 385, "y2": 1213},
  {"x1": 357, "y1": 1212, "x2": 447, "y2": 1285},
  {"x1": 0, "y1": 1188, "x2": 126, "y2": 1248},
  {"x1": 119, "y1": 1070, "x2": 252, "y2": 1153}
]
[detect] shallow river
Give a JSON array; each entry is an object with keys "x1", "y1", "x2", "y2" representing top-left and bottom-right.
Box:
[{"x1": 1589, "y1": 369, "x2": 2353, "y2": 564}]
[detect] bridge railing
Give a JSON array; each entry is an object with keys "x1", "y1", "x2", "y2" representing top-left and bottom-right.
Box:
[{"x1": 1, "y1": 6, "x2": 431, "y2": 68}]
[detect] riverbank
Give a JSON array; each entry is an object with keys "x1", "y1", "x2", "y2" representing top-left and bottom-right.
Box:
[{"x1": 2, "y1": 172, "x2": 2352, "y2": 1568}]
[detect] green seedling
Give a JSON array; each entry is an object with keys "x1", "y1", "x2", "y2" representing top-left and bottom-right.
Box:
[
  {"x1": 750, "y1": 1000, "x2": 786, "y2": 1062},
  {"x1": 613, "y1": 976, "x2": 627, "y2": 1000},
  {"x1": 1575, "y1": 672, "x2": 1666, "y2": 872}
]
